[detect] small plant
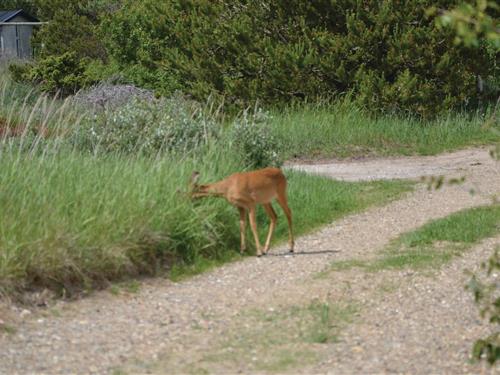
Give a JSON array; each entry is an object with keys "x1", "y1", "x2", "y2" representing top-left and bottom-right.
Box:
[
  {"x1": 468, "y1": 247, "x2": 500, "y2": 365},
  {"x1": 230, "y1": 108, "x2": 282, "y2": 168}
]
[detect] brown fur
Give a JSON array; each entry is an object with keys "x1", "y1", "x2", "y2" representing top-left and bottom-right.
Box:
[{"x1": 190, "y1": 168, "x2": 294, "y2": 256}]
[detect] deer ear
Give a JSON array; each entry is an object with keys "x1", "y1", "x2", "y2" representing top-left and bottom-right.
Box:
[{"x1": 190, "y1": 171, "x2": 200, "y2": 185}]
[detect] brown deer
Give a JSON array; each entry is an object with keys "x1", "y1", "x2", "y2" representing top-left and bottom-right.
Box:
[{"x1": 189, "y1": 168, "x2": 294, "y2": 257}]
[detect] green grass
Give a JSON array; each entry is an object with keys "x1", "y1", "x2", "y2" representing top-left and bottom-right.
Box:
[
  {"x1": 270, "y1": 100, "x2": 500, "y2": 159},
  {"x1": 323, "y1": 205, "x2": 500, "y2": 275},
  {"x1": 0, "y1": 323, "x2": 17, "y2": 335},
  {"x1": 2, "y1": 68, "x2": 494, "y2": 300},
  {"x1": 304, "y1": 301, "x2": 358, "y2": 344}
]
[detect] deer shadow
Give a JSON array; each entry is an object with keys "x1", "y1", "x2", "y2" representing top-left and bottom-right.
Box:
[{"x1": 265, "y1": 249, "x2": 340, "y2": 257}]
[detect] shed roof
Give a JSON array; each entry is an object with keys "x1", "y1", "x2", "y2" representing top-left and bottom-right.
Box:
[{"x1": 0, "y1": 9, "x2": 39, "y2": 23}]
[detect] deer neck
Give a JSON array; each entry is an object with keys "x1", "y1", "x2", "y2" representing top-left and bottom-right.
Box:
[{"x1": 197, "y1": 179, "x2": 229, "y2": 198}]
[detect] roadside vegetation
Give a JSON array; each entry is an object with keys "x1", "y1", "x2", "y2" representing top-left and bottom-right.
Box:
[
  {"x1": 270, "y1": 101, "x2": 499, "y2": 159},
  {"x1": 323, "y1": 205, "x2": 500, "y2": 274},
  {"x1": 1, "y1": 49, "x2": 498, "y2": 300},
  {"x1": 6, "y1": 1, "x2": 499, "y2": 119},
  {"x1": 1, "y1": 3, "x2": 498, "y2": 337}
]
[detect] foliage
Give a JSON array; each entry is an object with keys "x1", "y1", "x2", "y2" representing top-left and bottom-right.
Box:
[
  {"x1": 72, "y1": 96, "x2": 219, "y2": 155},
  {"x1": 0, "y1": 148, "x2": 410, "y2": 298},
  {"x1": 4, "y1": 0, "x2": 122, "y2": 95},
  {"x1": 433, "y1": 1, "x2": 499, "y2": 48},
  {"x1": 0, "y1": 0, "x2": 38, "y2": 16},
  {"x1": 468, "y1": 247, "x2": 500, "y2": 364},
  {"x1": 434, "y1": 1, "x2": 500, "y2": 104},
  {"x1": 268, "y1": 100, "x2": 500, "y2": 159},
  {"x1": 324, "y1": 205, "x2": 500, "y2": 274},
  {"x1": 434, "y1": 1, "x2": 500, "y2": 365},
  {"x1": 9, "y1": 52, "x2": 95, "y2": 95},
  {"x1": 5, "y1": 0, "x2": 498, "y2": 114},
  {"x1": 230, "y1": 108, "x2": 282, "y2": 168},
  {"x1": 33, "y1": 0, "x2": 120, "y2": 60},
  {"x1": 99, "y1": 0, "x2": 498, "y2": 117}
]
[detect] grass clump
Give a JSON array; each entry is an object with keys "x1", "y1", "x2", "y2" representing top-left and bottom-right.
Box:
[
  {"x1": 324, "y1": 205, "x2": 500, "y2": 275},
  {"x1": 0, "y1": 148, "x2": 244, "y2": 297},
  {"x1": 270, "y1": 100, "x2": 500, "y2": 159}
]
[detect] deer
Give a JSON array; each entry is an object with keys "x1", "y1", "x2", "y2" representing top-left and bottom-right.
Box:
[{"x1": 188, "y1": 167, "x2": 294, "y2": 257}]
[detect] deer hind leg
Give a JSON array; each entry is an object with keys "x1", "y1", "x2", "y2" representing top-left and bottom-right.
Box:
[
  {"x1": 276, "y1": 192, "x2": 294, "y2": 252},
  {"x1": 262, "y1": 203, "x2": 277, "y2": 254},
  {"x1": 238, "y1": 207, "x2": 247, "y2": 254},
  {"x1": 248, "y1": 206, "x2": 263, "y2": 257}
]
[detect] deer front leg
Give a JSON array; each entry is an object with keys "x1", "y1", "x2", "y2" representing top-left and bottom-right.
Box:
[
  {"x1": 238, "y1": 207, "x2": 247, "y2": 254},
  {"x1": 262, "y1": 203, "x2": 277, "y2": 254},
  {"x1": 248, "y1": 206, "x2": 263, "y2": 256}
]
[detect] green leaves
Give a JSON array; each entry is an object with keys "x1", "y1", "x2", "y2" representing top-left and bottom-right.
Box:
[{"x1": 99, "y1": 0, "x2": 496, "y2": 116}]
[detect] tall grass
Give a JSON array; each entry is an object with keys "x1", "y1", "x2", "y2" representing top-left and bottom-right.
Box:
[
  {"x1": 0, "y1": 147, "x2": 241, "y2": 293},
  {"x1": 269, "y1": 100, "x2": 500, "y2": 159}
]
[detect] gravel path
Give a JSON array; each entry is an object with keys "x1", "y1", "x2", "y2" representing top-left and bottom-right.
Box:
[
  {"x1": 1, "y1": 147, "x2": 499, "y2": 374},
  {"x1": 286, "y1": 147, "x2": 493, "y2": 181}
]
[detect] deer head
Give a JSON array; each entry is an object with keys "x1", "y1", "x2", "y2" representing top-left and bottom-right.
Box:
[{"x1": 188, "y1": 171, "x2": 210, "y2": 199}]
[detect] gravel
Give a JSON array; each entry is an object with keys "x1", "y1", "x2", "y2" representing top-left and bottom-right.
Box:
[
  {"x1": 0, "y1": 147, "x2": 499, "y2": 374},
  {"x1": 286, "y1": 147, "x2": 493, "y2": 181}
]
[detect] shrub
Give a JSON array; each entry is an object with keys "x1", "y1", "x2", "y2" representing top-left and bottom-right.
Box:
[
  {"x1": 101, "y1": 0, "x2": 498, "y2": 117},
  {"x1": 72, "y1": 95, "x2": 219, "y2": 155},
  {"x1": 31, "y1": 0, "x2": 111, "y2": 61},
  {"x1": 230, "y1": 108, "x2": 282, "y2": 168},
  {"x1": 10, "y1": 52, "x2": 96, "y2": 96}
]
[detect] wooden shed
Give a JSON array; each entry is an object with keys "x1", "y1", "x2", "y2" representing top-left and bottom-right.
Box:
[{"x1": 0, "y1": 9, "x2": 41, "y2": 60}]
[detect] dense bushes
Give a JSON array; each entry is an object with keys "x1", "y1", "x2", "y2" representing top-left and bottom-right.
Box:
[
  {"x1": 9, "y1": 52, "x2": 96, "y2": 95},
  {"x1": 100, "y1": 0, "x2": 498, "y2": 117},
  {"x1": 72, "y1": 96, "x2": 220, "y2": 154}
]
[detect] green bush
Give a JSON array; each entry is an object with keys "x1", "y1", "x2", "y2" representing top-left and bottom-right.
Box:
[
  {"x1": 100, "y1": 0, "x2": 497, "y2": 117},
  {"x1": 11, "y1": 52, "x2": 96, "y2": 96},
  {"x1": 32, "y1": 0, "x2": 112, "y2": 60},
  {"x1": 7, "y1": 63, "x2": 33, "y2": 83},
  {"x1": 229, "y1": 108, "x2": 282, "y2": 168},
  {"x1": 72, "y1": 96, "x2": 219, "y2": 155}
]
